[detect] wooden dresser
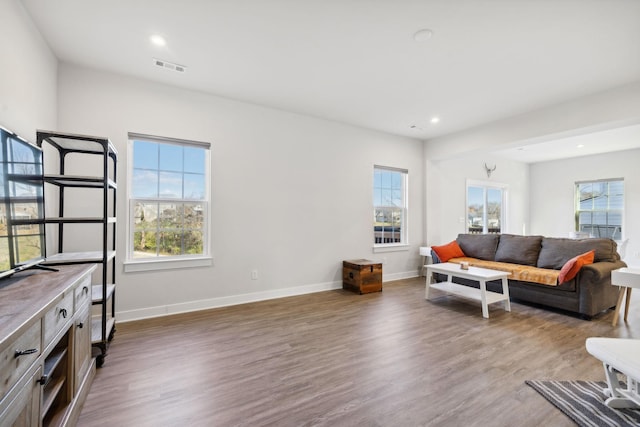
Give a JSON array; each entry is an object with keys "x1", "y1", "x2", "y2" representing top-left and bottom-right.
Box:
[{"x1": 0, "y1": 264, "x2": 96, "y2": 427}]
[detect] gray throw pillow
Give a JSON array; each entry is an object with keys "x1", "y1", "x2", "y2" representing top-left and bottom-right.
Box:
[
  {"x1": 537, "y1": 237, "x2": 618, "y2": 269},
  {"x1": 494, "y1": 234, "x2": 543, "y2": 266},
  {"x1": 456, "y1": 234, "x2": 499, "y2": 260}
]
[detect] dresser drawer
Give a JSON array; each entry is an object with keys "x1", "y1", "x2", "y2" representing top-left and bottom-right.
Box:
[
  {"x1": 43, "y1": 291, "x2": 74, "y2": 348},
  {"x1": 74, "y1": 275, "x2": 92, "y2": 312},
  {"x1": 0, "y1": 321, "x2": 41, "y2": 400}
]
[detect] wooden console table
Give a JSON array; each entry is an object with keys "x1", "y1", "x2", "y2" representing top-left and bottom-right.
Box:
[{"x1": 0, "y1": 264, "x2": 96, "y2": 426}]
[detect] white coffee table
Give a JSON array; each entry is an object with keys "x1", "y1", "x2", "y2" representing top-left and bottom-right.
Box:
[
  {"x1": 611, "y1": 267, "x2": 640, "y2": 326},
  {"x1": 426, "y1": 262, "x2": 511, "y2": 318}
]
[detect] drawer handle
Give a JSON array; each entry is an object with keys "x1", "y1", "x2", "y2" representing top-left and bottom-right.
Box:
[
  {"x1": 15, "y1": 348, "x2": 38, "y2": 358},
  {"x1": 82, "y1": 286, "x2": 89, "y2": 294},
  {"x1": 59, "y1": 308, "x2": 68, "y2": 319},
  {"x1": 37, "y1": 375, "x2": 49, "y2": 386},
  {"x1": 77, "y1": 322, "x2": 84, "y2": 329}
]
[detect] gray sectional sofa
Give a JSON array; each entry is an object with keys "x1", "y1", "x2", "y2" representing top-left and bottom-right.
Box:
[{"x1": 432, "y1": 233, "x2": 626, "y2": 319}]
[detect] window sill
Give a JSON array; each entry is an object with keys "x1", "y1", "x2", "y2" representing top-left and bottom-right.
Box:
[
  {"x1": 372, "y1": 244, "x2": 410, "y2": 253},
  {"x1": 123, "y1": 256, "x2": 213, "y2": 273}
]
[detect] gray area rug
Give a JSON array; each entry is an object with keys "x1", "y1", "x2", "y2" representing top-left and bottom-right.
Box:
[{"x1": 526, "y1": 380, "x2": 640, "y2": 427}]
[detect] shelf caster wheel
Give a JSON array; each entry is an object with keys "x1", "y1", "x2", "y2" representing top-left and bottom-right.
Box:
[{"x1": 96, "y1": 354, "x2": 106, "y2": 368}]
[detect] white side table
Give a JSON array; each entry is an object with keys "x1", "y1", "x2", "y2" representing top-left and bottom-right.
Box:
[
  {"x1": 611, "y1": 267, "x2": 640, "y2": 326},
  {"x1": 419, "y1": 246, "x2": 432, "y2": 277}
]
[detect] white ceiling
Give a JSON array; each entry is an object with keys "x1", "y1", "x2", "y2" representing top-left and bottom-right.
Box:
[
  {"x1": 492, "y1": 124, "x2": 640, "y2": 163},
  {"x1": 20, "y1": 0, "x2": 640, "y2": 149}
]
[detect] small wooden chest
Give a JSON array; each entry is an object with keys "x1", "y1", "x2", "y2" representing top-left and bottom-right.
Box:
[{"x1": 342, "y1": 259, "x2": 382, "y2": 294}]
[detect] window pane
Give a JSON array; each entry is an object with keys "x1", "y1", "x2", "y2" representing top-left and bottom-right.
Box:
[
  {"x1": 183, "y1": 230, "x2": 203, "y2": 255},
  {"x1": 184, "y1": 203, "x2": 204, "y2": 227},
  {"x1": 184, "y1": 173, "x2": 205, "y2": 200},
  {"x1": 134, "y1": 202, "x2": 158, "y2": 229},
  {"x1": 159, "y1": 171, "x2": 183, "y2": 198},
  {"x1": 184, "y1": 147, "x2": 205, "y2": 174},
  {"x1": 487, "y1": 188, "x2": 502, "y2": 233},
  {"x1": 593, "y1": 194, "x2": 607, "y2": 209},
  {"x1": 381, "y1": 171, "x2": 392, "y2": 187},
  {"x1": 467, "y1": 186, "x2": 484, "y2": 233},
  {"x1": 159, "y1": 203, "x2": 183, "y2": 228},
  {"x1": 373, "y1": 169, "x2": 382, "y2": 188},
  {"x1": 133, "y1": 231, "x2": 157, "y2": 258},
  {"x1": 392, "y1": 190, "x2": 402, "y2": 207},
  {"x1": 158, "y1": 230, "x2": 183, "y2": 256},
  {"x1": 381, "y1": 189, "x2": 392, "y2": 206},
  {"x1": 159, "y1": 143, "x2": 183, "y2": 172},
  {"x1": 133, "y1": 141, "x2": 158, "y2": 170},
  {"x1": 132, "y1": 168, "x2": 158, "y2": 198}
]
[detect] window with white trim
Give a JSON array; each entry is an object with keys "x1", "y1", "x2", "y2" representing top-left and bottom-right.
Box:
[
  {"x1": 127, "y1": 133, "x2": 210, "y2": 262},
  {"x1": 466, "y1": 180, "x2": 507, "y2": 234},
  {"x1": 373, "y1": 166, "x2": 408, "y2": 245},
  {"x1": 575, "y1": 178, "x2": 623, "y2": 239}
]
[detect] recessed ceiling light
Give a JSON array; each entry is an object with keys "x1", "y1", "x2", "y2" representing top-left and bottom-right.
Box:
[
  {"x1": 430, "y1": 117, "x2": 440, "y2": 124},
  {"x1": 577, "y1": 144, "x2": 585, "y2": 148},
  {"x1": 413, "y1": 29, "x2": 434, "y2": 42},
  {"x1": 150, "y1": 35, "x2": 166, "y2": 47}
]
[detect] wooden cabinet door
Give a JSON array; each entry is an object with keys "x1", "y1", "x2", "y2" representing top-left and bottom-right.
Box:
[
  {"x1": 0, "y1": 365, "x2": 42, "y2": 427},
  {"x1": 74, "y1": 307, "x2": 92, "y2": 394}
]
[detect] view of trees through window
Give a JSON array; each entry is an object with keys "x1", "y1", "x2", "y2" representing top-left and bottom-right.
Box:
[
  {"x1": 576, "y1": 179, "x2": 623, "y2": 239},
  {"x1": 467, "y1": 184, "x2": 504, "y2": 234},
  {"x1": 129, "y1": 136, "x2": 209, "y2": 259}
]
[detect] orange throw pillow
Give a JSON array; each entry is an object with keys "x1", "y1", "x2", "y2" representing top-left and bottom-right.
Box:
[
  {"x1": 558, "y1": 250, "x2": 595, "y2": 283},
  {"x1": 432, "y1": 240, "x2": 465, "y2": 263}
]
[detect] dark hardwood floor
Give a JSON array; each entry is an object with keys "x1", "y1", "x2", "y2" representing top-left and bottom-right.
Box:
[{"x1": 77, "y1": 278, "x2": 640, "y2": 427}]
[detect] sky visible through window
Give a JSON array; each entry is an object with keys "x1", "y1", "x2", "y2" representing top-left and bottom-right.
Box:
[{"x1": 132, "y1": 140, "x2": 205, "y2": 199}]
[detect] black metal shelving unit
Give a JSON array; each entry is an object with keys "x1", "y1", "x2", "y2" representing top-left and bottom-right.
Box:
[{"x1": 37, "y1": 130, "x2": 117, "y2": 367}]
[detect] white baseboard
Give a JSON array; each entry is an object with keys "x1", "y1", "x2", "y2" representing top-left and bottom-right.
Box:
[{"x1": 116, "y1": 270, "x2": 419, "y2": 323}]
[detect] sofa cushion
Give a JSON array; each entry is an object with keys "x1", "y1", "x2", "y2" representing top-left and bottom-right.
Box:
[
  {"x1": 558, "y1": 250, "x2": 595, "y2": 283},
  {"x1": 456, "y1": 234, "x2": 500, "y2": 261},
  {"x1": 431, "y1": 240, "x2": 465, "y2": 262},
  {"x1": 494, "y1": 234, "x2": 542, "y2": 266},
  {"x1": 537, "y1": 237, "x2": 619, "y2": 269}
]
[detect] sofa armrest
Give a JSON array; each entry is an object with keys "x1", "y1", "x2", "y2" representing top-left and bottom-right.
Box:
[
  {"x1": 576, "y1": 260, "x2": 627, "y2": 317},
  {"x1": 580, "y1": 260, "x2": 627, "y2": 282}
]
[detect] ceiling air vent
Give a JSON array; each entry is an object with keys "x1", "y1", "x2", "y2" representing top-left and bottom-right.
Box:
[{"x1": 153, "y1": 58, "x2": 186, "y2": 73}]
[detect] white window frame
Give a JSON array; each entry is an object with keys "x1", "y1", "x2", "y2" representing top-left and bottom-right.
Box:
[
  {"x1": 373, "y1": 165, "x2": 409, "y2": 253},
  {"x1": 574, "y1": 178, "x2": 624, "y2": 240},
  {"x1": 124, "y1": 133, "x2": 212, "y2": 273},
  {"x1": 466, "y1": 179, "x2": 508, "y2": 234}
]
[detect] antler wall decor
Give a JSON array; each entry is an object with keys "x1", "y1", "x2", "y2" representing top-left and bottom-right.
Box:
[{"x1": 484, "y1": 163, "x2": 496, "y2": 178}]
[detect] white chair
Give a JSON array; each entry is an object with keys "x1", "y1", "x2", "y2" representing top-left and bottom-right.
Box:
[
  {"x1": 586, "y1": 337, "x2": 640, "y2": 409},
  {"x1": 615, "y1": 238, "x2": 629, "y2": 260}
]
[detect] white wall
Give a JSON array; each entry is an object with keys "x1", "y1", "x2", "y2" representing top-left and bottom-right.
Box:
[
  {"x1": 426, "y1": 154, "x2": 529, "y2": 246},
  {"x1": 530, "y1": 148, "x2": 640, "y2": 266},
  {"x1": 0, "y1": 0, "x2": 57, "y2": 137},
  {"x1": 56, "y1": 64, "x2": 424, "y2": 321}
]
